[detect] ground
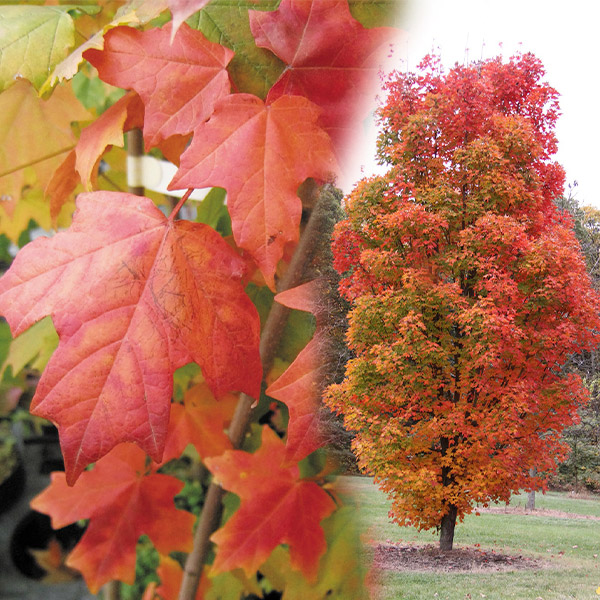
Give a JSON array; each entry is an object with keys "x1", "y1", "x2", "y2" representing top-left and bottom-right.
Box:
[
  {"x1": 372, "y1": 543, "x2": 548, "y2": 573},
  {"x1": 371, "y1": 504, "x2": 599, "y2": 574}
]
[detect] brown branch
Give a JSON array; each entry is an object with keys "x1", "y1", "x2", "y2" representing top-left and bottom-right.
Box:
[
  {"x1": 102, "y1": 581, "x2": 121, "y2": 600},
  {"x1": 127, "y1": 129, "x2": 145, "y2": 196},
  {"x1": 177, "y1": 183, "x2": 339, "y2": 600}
]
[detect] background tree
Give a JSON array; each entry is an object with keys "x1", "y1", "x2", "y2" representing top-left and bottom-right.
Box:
[
  {"x1": 553, "y1": 192, "x2": 600, "y2": 493},
  {"x1": 325, "y1": 54, "x2": 600, "y2": 550}
]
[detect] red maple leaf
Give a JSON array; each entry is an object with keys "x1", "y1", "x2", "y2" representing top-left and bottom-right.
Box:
[
  {"x1": 85, "y1": 23, "x2": 233, "y2": 148},
  {"x1": 205, "y1": 426, "x2": 336, "y2": 581},
  {"x1": 266, "y1": 280, "x2": 327, "y2": 464},
  {"x1": 0, "y1": 192, "x2": 261, "y2": 483},
  {"x1": 249, "y1": 0, "x2": 396, "y2": 147},
  {"x1": 169, "y1": 93, "x2": 337, "y2": 287},
  {"x1": 30, "y1": 444, "x2": 195, "y2": 593}
]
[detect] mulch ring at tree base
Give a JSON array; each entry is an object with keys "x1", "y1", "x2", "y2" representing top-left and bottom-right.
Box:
[{"x1": 372, "y1": 543, "x2": 549, "y2": 573}]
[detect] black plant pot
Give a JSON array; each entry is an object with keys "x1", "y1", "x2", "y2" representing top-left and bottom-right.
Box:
[{"x1": 10, "y1": 510, "x2": 84, "y2": 581}]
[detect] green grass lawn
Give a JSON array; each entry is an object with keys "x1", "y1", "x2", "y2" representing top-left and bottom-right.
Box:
[{"x1": 338, "y1": 476, "x2": 600, "y2": 600}]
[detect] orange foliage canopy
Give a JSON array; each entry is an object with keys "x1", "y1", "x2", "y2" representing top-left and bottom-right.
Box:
[{"x1": 325, "y1": 54, "x2": 600, "y2": 531}]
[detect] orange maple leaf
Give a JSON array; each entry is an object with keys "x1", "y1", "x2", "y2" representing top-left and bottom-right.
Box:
[
  {"x1": 75, "y1": 91, "x2": 144, "y2": 189},
  {"x1": 31, "y1": 444, "x2": 195, "y2": 593},
  {"x1": 267, "y1": 280, "x2": 327, "y2": 464},
  {"x1": 161, "y1": 382, "x2": 238, "y2": 463},
  {"x1": 205, "y1": 426, "x2": 336, "y2": 581},
  {"x1": 143, "y1": 554, "x2": 211, "y2": 600},
  {"x1": 169, "y1": 93, "x2": 337, "y2": 288},
  {"x1": 0, "y1": 192, "x2": 261, "y2": 483}
]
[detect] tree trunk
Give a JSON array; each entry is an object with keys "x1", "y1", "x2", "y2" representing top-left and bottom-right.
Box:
[
  {"x1": 439, "y1": 504, "x2": 458, "y2": 550},
  {"x1": 526, "y1": 466, "x2": 537, "y2": 510}
]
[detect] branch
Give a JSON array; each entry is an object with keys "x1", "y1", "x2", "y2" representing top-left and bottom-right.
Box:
[
  {"x1": 177, "y1": 183, "x2": 340, "y2": 600},
  {"x1": 102, "y1": 580, "x2": 121, "y2": 600},
  {"x1": 127, "y1": 129, "x2": 144, "y2": 196}
]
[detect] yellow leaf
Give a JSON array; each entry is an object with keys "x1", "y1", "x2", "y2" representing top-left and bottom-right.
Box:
[
  {"x1": 1, "y1": 315, "x2": 59, "y2": 378},
  {"x1": 0, "y1": 187, "x2": 74, "y2": 243},
  {"x1": 0, "y1": 80, "x2": 90, "y2": 214},
  {"x1": 0, "y1": 6, "x2": 74, "y2": 92},
  {"x1": 41, "y1": 0, "x2": 168, "y2": 95}
]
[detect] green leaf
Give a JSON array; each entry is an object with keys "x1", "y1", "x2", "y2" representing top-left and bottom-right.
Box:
[
  {"x1": 261, "y1": 507, "x2": 369, "y2": 599},
  {"x1": 206, "y1": 569, "x2": 262, "y2": 600},
  {"x1": 0, "y1": 319, "x2": 12, "y2": 368},
  {"x1": 0, "y1": 6, "x2": 75, "y2": 92},
  {"x1": 246, "y1": 283, "x2": 274, "y2": 330},
  {"x1": 189, "y1": 0, "x2": 284, "y2": 99},
  {"x1": 195, "y1": 187, "x2": 228, "y2": 231},
  {"x1": 173, "y1": 362, "x2": 203, "y2": 402},
  {"x1": 0, "y1": 315, "x2": 59, "y2": 378},
  {"x1": 72, "y1": 69, "x2": 125, "y2": 114},
  {"x1": 278, "y1": 309, "x2": 316, "y2": 363},
  {"x1": 348, "y1": 0, "x2": 407, "y2": 28}
]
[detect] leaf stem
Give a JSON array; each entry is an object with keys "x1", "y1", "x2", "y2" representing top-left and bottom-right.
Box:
[
  {"x1": 168, "y1": 189, "x2": 194, "y2": 221},
  {"x1": 177, "y1": 183, "x2": 340, "y2": 600}
]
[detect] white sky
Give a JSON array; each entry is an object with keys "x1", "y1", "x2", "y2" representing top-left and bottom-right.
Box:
[{"x1": 344, "y1": 0, "x2": 600, "y2": 209}]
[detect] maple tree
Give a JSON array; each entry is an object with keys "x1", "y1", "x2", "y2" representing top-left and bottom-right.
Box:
[
  {"x1": 0, "y1": 0, "x2": 398, "y2": 598},
  {"x1": 325, "y1": 54, "x2": 600, "y2": 550}
]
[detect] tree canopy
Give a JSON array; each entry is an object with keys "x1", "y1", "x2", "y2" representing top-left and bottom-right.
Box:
[{"x1": 325, "y1": 53, "x2": 600, "y2": 549}]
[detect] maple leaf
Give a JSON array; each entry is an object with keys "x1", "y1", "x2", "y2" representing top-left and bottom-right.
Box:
[
  {"x1": 266, "y1": 280, "x2": 327, "y2": 464},
  {"x1": 260, "y1": 507, "x2": 369, "y2": 599},
  {"x1": 0, "y1": 80, "x2": 91, "y2": 215},
  {"x1": 45, "y1": 150, "x2": 80, "y2": 222},
  {"x1": 161, "y1": 382, "x2": 238, "y2": 463},
  {"x1": 205, "y1": 426, "x2": 336, "y2": 581},
  {"x1": 31, "y1": 444, "x2": 195, "y2": 593},
  {"x1": 75, "y1": 91, "x2": 144, "y2": 189},
  {"x1": 40, "y1": 0, "x2": 170, "y2": 95},
  {"x1": 85, "y1": 23, "x2": 234, "y2": 148},
  {"x1": 191, "y1": 0, "x2": 284, "y2": 99},
  {"x1": 143, "y1": 555, "x2": 211, "y2": 600},
  {"x1": 29, "y1": 537, "x2": 80, "y2": 584},
  {"x1": 0, "y1": 192, "x2": 261, "y2": 483},
  {"x1": 0, "y1": 5, "x2": 75, "y2": 92},
  {"x1": 249, "y1": 0, "x2": 396, "y2": 147},
  {"x1": 0, "y1": 316, "x2": 58, "y2": 379},
  {"x1": 0, "y1": 187, "x2": 73, "y2": 243},
  {"x1": 169, "y1": 93, "x2": 337, "y2": 288}
]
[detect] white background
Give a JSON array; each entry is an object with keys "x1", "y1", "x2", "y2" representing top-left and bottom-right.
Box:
[{"x1": 345, "y1": 0, "x2": 600, "y2": 209}]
